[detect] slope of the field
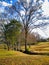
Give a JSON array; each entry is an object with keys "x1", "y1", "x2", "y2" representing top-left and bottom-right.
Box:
[
  {"x1": 0, "y1": 55, "x2": 49, "y2": 65},
  {"x1": 0, "y1": 42, "x2": 49, "y2": 65},
  {"x1": 0, "y1": 50, "x2": 28, "y2": 58},
  {"x1": 30, "y1": 42, "x2": 49, "y2": 53}
]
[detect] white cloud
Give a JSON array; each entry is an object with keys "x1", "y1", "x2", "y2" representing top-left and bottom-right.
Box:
[
  {"x1": 32, "y1": 28, "x2": 49, "y2": 38},
  {"x1": 44, "y1": 26, "x2": 49, "y2": 38},
  {"x1": 27, "y1": 0, "x2": 30, "y2": 3},
  {"x1": 0, "y1": 1, "x2": 12, "y2": 13},
  {"x1": 20, "y1": 11, "x2": 25, "y2": 15},
  {"x1": 10, "y1": 0, "x2": 13, "y2": 4},
  {"x1": 42, "y1": 0, "x2": 49, "y2": 16},
  {"x1": 0, "y1": 1, "x2": 12, "y2": 6},
  {"x1": 0, "y1": 7, "x2": 4, "y2": 13}
]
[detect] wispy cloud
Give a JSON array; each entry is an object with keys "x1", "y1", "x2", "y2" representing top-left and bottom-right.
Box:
[
  {"x1": 42, "y1": 0, "x2": 49, "y2": 16},
  {"x1": 0, "y1": 1, "x2": 12, "y2": 6},
  {"x1": 0, "y1": 1, "x2": 12, "y2": 13},
  {"x1": 0, "y1": 7, "x2": 4, "y2": 13}
]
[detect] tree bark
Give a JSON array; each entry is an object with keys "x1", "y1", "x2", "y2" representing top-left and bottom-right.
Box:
[
  {"x1": 7, "y1": 42, "x2": 10, "y2": 51},
  {"x1": 17, "y1": 42, "x2": 19, "y2": 51},
  {"x1": 8, "y1": 46, "x2": 10, "y2": 51},
  {"x1": 25, "y1": 28, "x2": 28, "y2": 51}
]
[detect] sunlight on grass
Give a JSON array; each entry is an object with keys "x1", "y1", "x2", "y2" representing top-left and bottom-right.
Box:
[
  {"x1": 0, "y1": 55, "x2": 49, "y2": 65},
  {"x1": 0, "y1": 49, "x2": 28, "y2": 58},
  {"x1": 0, "y1": 42, "x2": 49, "y2": 65},
  {"x1": 29, "y1": 42, "x2": 49, "y2": 53}
]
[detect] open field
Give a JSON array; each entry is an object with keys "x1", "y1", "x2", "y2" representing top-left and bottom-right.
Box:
[
  {"x1": 0, "y1": 42, "x2": 49, "y2": 65},
  {"x1": 21, "y1": 42, "x2": 49, "y2": 53},
  {"x1": 30, "y1": 42, "x2": 49, "y2": 53},
  {"x1": 0, "y1": 55, "x2": 49, "y2": 65}
]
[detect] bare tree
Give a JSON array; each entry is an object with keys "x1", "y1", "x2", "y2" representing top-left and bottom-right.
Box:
[
  {"x1": 6, "y1": 0, "x2": 49, "y2": 52},
  {"x1": 7, "y1": 0, "x2": 43, "y2": 51}
]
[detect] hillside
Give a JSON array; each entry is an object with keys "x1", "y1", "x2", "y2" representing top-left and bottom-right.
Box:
[{"x1": 0, "y1": 42, "x2": 49, "y2": 65}]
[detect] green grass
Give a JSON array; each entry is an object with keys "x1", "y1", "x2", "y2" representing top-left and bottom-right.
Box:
[
  {"x1": 0, "y1": 49, "x2": 28, "y2": 58},
  {"x1": 0, "y1": 42, "x2": 49, "y2": 65}
]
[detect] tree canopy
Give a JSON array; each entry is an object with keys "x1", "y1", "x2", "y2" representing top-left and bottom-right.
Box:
[
  {"x1": 3, "y1": 19, "x2": 22, "y2": 50},
  {"x1": 7, "y1": 0, "x2": 43, "y2": 51}
]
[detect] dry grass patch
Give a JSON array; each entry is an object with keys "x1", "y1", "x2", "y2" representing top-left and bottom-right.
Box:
[{"x1": 0, "y1": 55, "x2": 49, "y2": 65}]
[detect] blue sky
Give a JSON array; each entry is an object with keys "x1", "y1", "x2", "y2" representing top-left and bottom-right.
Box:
[
  {"x1": 1, "y1": 0, "x2": 49, "y2": 4},
  {"x1": 0, "y1": 0, "x2": 49, "y2": 38},
  {"x1": 0, "y1": 0, "x2": 17, "y2": 4},
  {"x1": 1, "y1": 0, "x2": 49, "y2": 3}
]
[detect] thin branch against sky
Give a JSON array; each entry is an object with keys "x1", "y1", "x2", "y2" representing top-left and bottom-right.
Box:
[{"x1": 0, "y1": 0, "x2": 49, "y2": 38}]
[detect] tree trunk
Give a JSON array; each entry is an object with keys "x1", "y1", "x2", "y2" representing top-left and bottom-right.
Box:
[
  {"x1": 17, "y1": 42, "x2": 19, "y2": 51},
  {"x1": 14, "y1": 43, "x2": 16, "y2": 51},
  {"x1": 8, "y1": 46, "x2": 10, "y2": 51},
  {"x1": 7, "y1": 42, "x2": 10, "y2": 51},
  {"x1": 25, "y1": 28, "x2": 28, "y2": 51}
]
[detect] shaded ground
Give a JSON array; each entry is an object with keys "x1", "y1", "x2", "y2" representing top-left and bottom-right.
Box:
[{"x1": 23, "y1": 50, "x2": 49, "y2": 56}]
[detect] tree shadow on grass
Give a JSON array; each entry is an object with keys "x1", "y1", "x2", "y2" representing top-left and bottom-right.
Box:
[{"x1": 20, "y1": 50, "x2": 49, "y2": 56}]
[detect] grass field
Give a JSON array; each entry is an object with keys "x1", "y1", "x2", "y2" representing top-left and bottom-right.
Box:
[
  {"x1": 0, "y1": 42, "x2": 49, "y2": 65},
  {"x1": 30, "y1": 42, "x2": 49, "y2": 53}
]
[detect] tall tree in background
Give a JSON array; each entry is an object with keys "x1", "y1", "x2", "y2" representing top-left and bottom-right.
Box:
[
  {"x1": 3, "y1": 19, "x2": 22, "y2": 50},
  {"x1": 8, "y1": 0, "x2": 43, "y2": 51}
]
